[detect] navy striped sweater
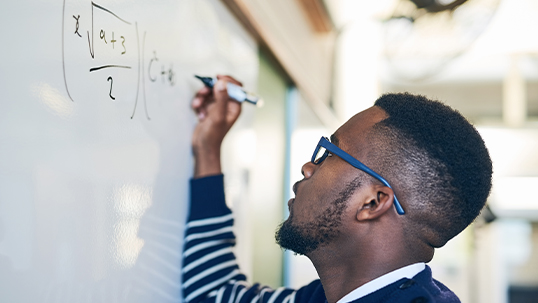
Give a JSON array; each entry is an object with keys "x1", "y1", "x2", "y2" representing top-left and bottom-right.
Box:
[{"x1": 182, "y1": 175, "x2": 460, "y2": 303}]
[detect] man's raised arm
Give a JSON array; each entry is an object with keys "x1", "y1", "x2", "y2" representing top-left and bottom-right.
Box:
[{"x1": 182, "y1": 76, "x2": 319, "y2": 303}]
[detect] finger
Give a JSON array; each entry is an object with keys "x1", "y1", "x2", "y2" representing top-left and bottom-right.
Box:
[
  {"x1": 192, "y1": 95, "x2": 212, "y2": 111},
  {"x1": 213, "y1": 79, "x2": 229, "y2": 115},
  {"x1": 194, "y1": 86, "x2": 211, "y2": 98},
  {"x1": 192, "y1": 86, "x2": 214, "y2": 111},
  {"x1": 192, "y1": 97, "x2": 203, "y2": 109},
  {"x1": 193, "y1": 86, "x2": 211, "y2": 103},
  {"x1": 217, "y1": 74, "x2": 242, "y2": 87},
  {"x1": 226, "y1": 99, "x2": 242, "y2": 125}
]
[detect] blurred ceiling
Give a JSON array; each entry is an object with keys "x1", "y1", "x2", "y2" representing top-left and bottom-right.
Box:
[
  {"x1": 376, "y1": 0, "x2": 538, "y2": 123},
  {"x1": 382, "y1": 0, "x2": 538, "y2": 82}
]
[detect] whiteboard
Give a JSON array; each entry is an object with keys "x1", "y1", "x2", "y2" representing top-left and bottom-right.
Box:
[{"x1": 0, "y1": 0, "x2": 258, "y2": 302}]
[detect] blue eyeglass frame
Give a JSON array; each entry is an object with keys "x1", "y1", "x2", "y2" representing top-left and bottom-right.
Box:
[{"x1": 311, "y1": 136, "x2": 405, "y2": 215}]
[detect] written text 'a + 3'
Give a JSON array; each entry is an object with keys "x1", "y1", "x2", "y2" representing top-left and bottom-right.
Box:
[{"x1": 72, "y1": 15, "x2": 126, "y2": 55}]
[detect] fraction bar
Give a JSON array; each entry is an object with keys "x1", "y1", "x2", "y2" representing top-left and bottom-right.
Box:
[{"x1": 89, "y1": 65, "x2": 132, "y2": 72}]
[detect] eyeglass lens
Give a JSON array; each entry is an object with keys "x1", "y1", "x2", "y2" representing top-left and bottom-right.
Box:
[{"x1": 313, "y1": 146, "x2": 328, "y2": 164}]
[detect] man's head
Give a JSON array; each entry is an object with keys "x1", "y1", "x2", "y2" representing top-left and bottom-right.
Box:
[
  {"x1": 276, "y1": 92, "x2": 492, "y2": 258},
  {"x1": 369, "y1": 93, "x2": 492, "y2": 248}
]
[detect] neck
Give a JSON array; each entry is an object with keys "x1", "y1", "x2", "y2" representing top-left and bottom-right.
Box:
[{"x1": 307, "y1": 239, "x2": 428, "y2": 303}]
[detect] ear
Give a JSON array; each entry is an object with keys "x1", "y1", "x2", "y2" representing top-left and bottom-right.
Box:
[{"x1": 356, "y1": 185, "x2": 395, "y2": 221}]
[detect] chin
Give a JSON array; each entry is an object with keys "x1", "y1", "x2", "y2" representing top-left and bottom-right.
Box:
[{"x1": 275, "y1": 219, "x2": 319, "y2": 256}]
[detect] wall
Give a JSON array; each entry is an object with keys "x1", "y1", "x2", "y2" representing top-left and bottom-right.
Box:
[{"x1": 222, "y1": 0, "x2": 341, "y2": 129}]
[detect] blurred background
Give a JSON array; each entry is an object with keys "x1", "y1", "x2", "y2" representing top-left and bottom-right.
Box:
[{"x1": 220, "y1": 1, "x2": 538, "y2": 303}]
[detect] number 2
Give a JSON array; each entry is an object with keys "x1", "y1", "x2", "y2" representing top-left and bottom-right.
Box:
[{"x1": 107, "y1": 76, "x2": 116, "y2": 100}]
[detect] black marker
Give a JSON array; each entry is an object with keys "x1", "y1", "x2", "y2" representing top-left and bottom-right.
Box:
[{"x1": 195, "y1": 75, "x2": 262, "y2": 106}]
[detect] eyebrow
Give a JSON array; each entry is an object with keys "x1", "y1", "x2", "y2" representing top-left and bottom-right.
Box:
[{"x1": 330, "y1": 134, "x2": 339, "y2": 146}]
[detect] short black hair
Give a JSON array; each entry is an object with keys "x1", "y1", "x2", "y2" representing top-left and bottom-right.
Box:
[{"x1": 369, "y1": 93, "x2": 492, "y2": 247}]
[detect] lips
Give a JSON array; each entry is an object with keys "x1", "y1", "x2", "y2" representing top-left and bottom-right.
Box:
[
  {"x1": 287, "y1": 198, "x2": 295, "y2": 212},
  {"x1": 288, "y1": 198, "x2": 295, "y2": 207},
  {"x1": 292, "y1": 179, "x2": 303, "y2": 195},
  {"x1": 289, "y1": 179, "x2": 303, "y2": 212}
]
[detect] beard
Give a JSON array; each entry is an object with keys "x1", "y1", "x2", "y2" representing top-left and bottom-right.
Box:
[{"x1": 275, "y1": 177, "x2": 362, "y2": 256}]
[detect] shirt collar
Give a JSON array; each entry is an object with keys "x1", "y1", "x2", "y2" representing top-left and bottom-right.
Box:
[{"x1": 336, "y1": 262, "x2": 426, "y2": 303}]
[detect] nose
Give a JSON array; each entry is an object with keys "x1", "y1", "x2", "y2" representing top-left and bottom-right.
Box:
[{"x1": 301, "y1": 161, "x2": 317, "y2": 179}]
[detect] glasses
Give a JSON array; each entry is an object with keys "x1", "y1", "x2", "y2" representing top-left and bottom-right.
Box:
[{"x1": 312, "y1": 137, "x2": 405, "y2": 215}]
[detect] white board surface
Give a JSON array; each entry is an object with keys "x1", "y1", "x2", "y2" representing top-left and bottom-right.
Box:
[{"x1": 0, "y1": 0, "x2": 258, "y2": 301}]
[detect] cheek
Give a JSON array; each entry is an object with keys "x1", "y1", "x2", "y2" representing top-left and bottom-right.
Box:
[
  {"x1": 291, "y1": 161, "x2": 356, "y2": 222},
  {"x1": 312, "y1": 166, "x2": 350, "y2": 202},
  {"x1": 293, "y1": 179, "x2": 344, "y2": 222}
]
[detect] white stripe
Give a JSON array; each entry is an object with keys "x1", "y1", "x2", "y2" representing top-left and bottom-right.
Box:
[
  {"x1": 250, "y1": 288, "x2": 269, "y2": 303},
  {"x1": 208, "y1": 290, "x2": 218, "y2": 298},
  {"x1": 184, "y1": 240, "x2": 232, "y2": 258},
  {"x1": 184, "y1": 260, "x2": 237, "y2": 288},
  {"x1": 227, "y1": 281, "x2": 241, "y2": 303},
  {"x1": 267, "y1": 288, "x2": 285, "y2": 303},
  {"x1": 183, "y1": 247, "x2": 234, "y2": 273},
  {"x1": 290, "y1": 292, "x2": 297, "y2": 303},
  {"x1": 234, "y1": 286, "x2": 248, "y2": 303},
  {"x1": 228, "y1": 281, "x2": 248, "y2": 303},
  {"x1": 185, "y1": 269, "x2": 241, "y2": 303},
  {"x1": 186, "y1": 226, "x2": 234, "y2": 242},
  {"x1": 282, "y1": 292, "x2": 296, "y2": 303},
  {"x1": 216, "y1": 285, "x2": 226, "y2": 303},
  {"x1": 187, "y1": 214, "x2": 234, "y2": 228}
]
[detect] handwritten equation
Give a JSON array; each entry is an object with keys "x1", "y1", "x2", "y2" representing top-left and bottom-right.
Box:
[{"x1": 62, "y1": 1, "x2": 176, "y2": 119}]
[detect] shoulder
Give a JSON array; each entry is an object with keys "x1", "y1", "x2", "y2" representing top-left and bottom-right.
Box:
[
  {"x1": 412, "y1": 265, "x2": 460, "y2": 303},
  {"x1": 386, "y1": 276, "x2": 460, "y2": 303},
  {"x1": 293, "y1": 280, "x2": 326, "y2": 303},
  {"x1": 390, "y1": 265, "x2": 460, "y2": 303},
  {"x1": 352, "y1": 266, "x2": 460, "y2": 303}
]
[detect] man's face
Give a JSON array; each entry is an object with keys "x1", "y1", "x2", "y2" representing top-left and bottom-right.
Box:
[
  {"x1": 275, "y1": 107, "x2": 388, "y2": 256},
  {"x1": 275, "y1": 176, "x2": 362, "y2": 255}
]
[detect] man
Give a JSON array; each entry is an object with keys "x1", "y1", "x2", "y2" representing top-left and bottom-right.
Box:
[{"x1": 182, "y1": 76, "x2": 492, "y2": 303}]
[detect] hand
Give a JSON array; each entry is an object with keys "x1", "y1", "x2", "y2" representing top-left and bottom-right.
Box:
[{"x1": 192, "y1": 75, "x2": 243, "y2": 178}]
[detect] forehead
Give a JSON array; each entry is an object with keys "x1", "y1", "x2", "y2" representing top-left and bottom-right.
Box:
[{"x1": 333, "y1": 106, "x2": 388, "y2": 154}]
